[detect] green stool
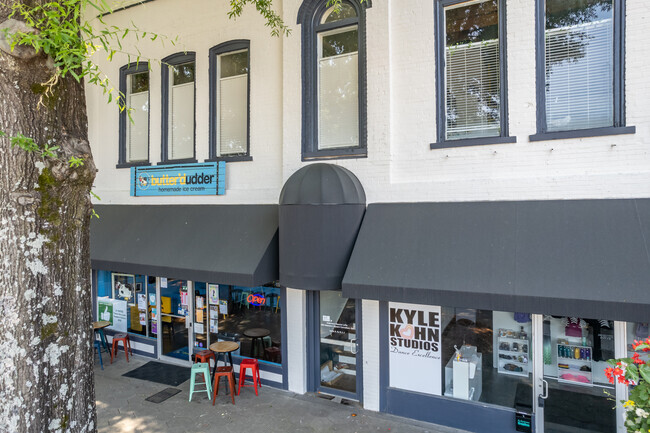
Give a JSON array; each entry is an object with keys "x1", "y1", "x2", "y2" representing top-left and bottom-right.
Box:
[{"x1": 189, "y1": 362, "x2": 212, "y2": 402}]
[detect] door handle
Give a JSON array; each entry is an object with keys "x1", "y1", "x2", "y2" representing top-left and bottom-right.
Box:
[
  {"x1": 350, "y1": 338, "x2": 358, "y2": 355},
  {"x1": 540, "y1": 379, "x2": 548, "y2": 399}
]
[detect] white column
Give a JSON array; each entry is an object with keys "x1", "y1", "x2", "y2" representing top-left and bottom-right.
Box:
[
  {"x1": 362, "y1": 300, "x2": 380, "y2": 411},
  {"x1": 286, "y1": 288, "x2": 307, "y2": 394},
  {"x1": 532, "y1": 314, "x2": 545, "y2": 433},
  {"x1": 614, "y1": 321, "x2": 627, "y2": 433}
]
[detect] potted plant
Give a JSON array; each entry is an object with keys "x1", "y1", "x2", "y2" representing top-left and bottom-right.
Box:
[{"x1": 605, "y1": 337, "x2": 650, "y2": 432}]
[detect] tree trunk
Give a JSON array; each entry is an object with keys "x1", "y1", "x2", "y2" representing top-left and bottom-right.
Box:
[{"x1": 0, "y1": 3, "x2": 97, "y2": 433}]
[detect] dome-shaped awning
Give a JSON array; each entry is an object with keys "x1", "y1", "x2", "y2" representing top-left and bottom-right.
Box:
[
  {"x1": 280, "y1": 163, "x2": 365, "y2": 206},
  {"x1": 279, "y1": 164, "x2": 366, "y2": 291}
]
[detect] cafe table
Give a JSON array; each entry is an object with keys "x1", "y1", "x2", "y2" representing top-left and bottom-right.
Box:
[
  {"x1": 243, "y1": 328, "x2": 271, "y2": 358},
  {"x1": 209, "y1": 341, "x2": 240, "y2": 383},
  {"x1": 93, "y1": 320, "x2": 110, "y2": 352}
]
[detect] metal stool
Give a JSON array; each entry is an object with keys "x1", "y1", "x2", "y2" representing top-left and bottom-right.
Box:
[
  {"x1": 212, "y1": 366, "x2": 236, "y2": 405},
  {"x1": 189, "y1": 363, "x2": 212, "y2": 402}
]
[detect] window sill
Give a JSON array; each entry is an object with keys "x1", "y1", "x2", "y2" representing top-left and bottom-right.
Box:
[
  {"x1": 430, "y1": 136, "x2": 517, "y2": 149},
  {"x1": 302, "y1": 147, "x2": 367, "y2": 161},
  {"x1": 116, "y1": 161, "x2": 151, "y2": 169},
  {"x1": 529, "y1": 126, "x2": 636, "y2": 142},
  {"x1": 205, "y1": 155, "x2": 253, "y2": 163},
  {"x1": 157, "y1": 158, "x2": 198, "y2": 166}
]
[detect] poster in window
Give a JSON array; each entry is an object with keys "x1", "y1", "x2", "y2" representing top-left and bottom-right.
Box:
[
  {"x1": 160, "y1": 277, "x2": 167, "y2": 288},
  {"x1": 137, "y1": 294, "x2": 147, "y2": 310},
  {"x1": 111, "y1": 300, "x2": 128, "y2": 333},
  {"x1": 209, "y1": 305, "x2": 219, "y2": 333},
  {"x1": 208, "y1": 284, "x2": 219, "y2": 305},
  {"x1": 219, "y1": 300, "x2": 228, "y2": 315},
  {"x1": 112, "y1": 273, "x2": 135, "y2": 303},
  {"x1": 139, "y1": 311, "x2": 147, "y2": 326},
  {"x1": 98, "y1": 298, "x2": 113, "y2": 324},
  {"x1": 388, "y1": 302, "x2": 442, "y2": 395},
  {"x1": 98, "y1": 298, "x2": 128, "y2": 333}
]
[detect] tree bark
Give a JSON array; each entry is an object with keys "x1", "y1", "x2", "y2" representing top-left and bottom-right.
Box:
[{"x1": 0, "y1": 3, "x2": 97, "y2": 433}]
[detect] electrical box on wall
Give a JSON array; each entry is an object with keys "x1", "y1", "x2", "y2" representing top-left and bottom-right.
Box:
[{"x1": 515, "y1": 411, "x2": 532, "y2": 433}]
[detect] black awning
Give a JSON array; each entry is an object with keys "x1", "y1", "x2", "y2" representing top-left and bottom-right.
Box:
[
  {"x1": 342, "y1": 200, "x2": 650, "y2": 322},
  {"x1": 279, "y1": 163, "x2": 366, "y2": 290},
  {"x1": 91, "y1": 204, "x2": 278, "y2": 287}
]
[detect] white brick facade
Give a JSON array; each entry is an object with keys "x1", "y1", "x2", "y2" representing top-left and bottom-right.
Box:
[{"x1": 86, "y1": 0, "x2": 649, "y2": 418}]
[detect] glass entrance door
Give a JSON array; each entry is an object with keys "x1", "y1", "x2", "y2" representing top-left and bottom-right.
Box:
[
  {"x1": 159, "y1": 278, "x2": 193, "y2": 362},
  {"x1": 317, "y1": 291, "x2": 359, "y2": 398},
  {"x1": 534, "y1": 315, "x2": 619, "y2": 433}
]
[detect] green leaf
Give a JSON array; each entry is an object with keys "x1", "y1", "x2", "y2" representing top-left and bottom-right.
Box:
[
  {"x1": 640, "y1": 364, "x2": 650, "y2": 384},
  {"x1": 627, "y1": 364, "x2": 640, "y2": 384}
]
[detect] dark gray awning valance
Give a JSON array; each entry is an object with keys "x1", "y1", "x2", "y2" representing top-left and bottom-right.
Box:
[
  {"x1": 91, "y1": 205, "x2": 278, "y2": 287},
  {"x1": 342, "y1": 199, "x2": 650, "y2": 322}
]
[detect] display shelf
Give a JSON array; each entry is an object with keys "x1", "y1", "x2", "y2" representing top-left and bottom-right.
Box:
[
  {"x1": 556, "y1": 343, "x2": 593, "y2": 386},
  {"x1": 497, "y1": 328, "x2": 529, "y2": 376}
]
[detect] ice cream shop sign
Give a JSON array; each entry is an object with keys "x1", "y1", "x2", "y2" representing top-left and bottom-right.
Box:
[
  {"x1": 388, "y1": 302, "x2": 442, "y2": 395},
  {"x1": 130, "y1": 161, "x2": 226, "y2": 196}
]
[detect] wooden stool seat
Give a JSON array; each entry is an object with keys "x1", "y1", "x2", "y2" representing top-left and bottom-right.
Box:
[{"x1": 212, "y1": 366, "x2": 236, "y2": 405}]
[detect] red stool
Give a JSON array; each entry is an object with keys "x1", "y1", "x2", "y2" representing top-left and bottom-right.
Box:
[
  {"x1": 194, "y1": 349, "x2": 215, "y2": 365},
  {"x1": 212, "y1": 366, "x2": 236, "y2": 405},
  {"x1": 110, "y1": 333, "x2": 132, "y2": 363},
  {"x1": 237, "y1": 358, "x2": 261, "y2": 396}
]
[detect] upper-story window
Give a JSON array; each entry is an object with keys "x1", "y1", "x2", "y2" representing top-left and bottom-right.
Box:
[
  {"x1": 532, "y1": 0, "x2": 634, "y2": 140},
  {"x1": 117, "y1": 62, "x2": 149, "y2": 167},
  {"x1": 298, "y1": 0, "x2": 368, "y2": 160},
  {"x1": 161, "y1": 52, "x2": 196, "y2": 163},
  {"x1": 208, "y1": 41, "x2": 251, "y2": 161},
  {"x1": 433, "y1": 0, "x2": 514, "y2": 149}
]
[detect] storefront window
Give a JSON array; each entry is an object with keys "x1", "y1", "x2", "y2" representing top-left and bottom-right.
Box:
[
  {"x1": 440, "y1": 308, "x2": 533, "y2": 408},
  {"x1": 628, "y1": 321, "x2": 650, "y2": 363},
  {"x1": 212, "y1": 285, "x2": 282, "y2": 365},
  {"x1": 96, "y1": 270, "x2": 155, "y2": 339},
  {"x1": 388, "y1": 303, "x2": 532, "y2": 409}
]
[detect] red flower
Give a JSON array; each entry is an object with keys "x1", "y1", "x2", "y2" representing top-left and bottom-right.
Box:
[{"x1": 632, "y1": 352, "x2": 646, "y2": 365}]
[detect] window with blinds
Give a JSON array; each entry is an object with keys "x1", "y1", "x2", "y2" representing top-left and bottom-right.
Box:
[
  {"x1": 318, "y1": 27, "x2": 359, "y2": 150},
  {"x1": 125, "y1": 72, "x2": 149, "y2": 162},
  {"x1": 444, "y1": 0, "x2": 500, "y2": 141},
  {"x1": 168, "y1": 62, "x2": 195, "y2": 160},
  {"x1": 545, "y1": 0, "x2": 613, "y2": 132},
  {"x1": 218, "y1": 50, "x2": 248, "y2": 156}
]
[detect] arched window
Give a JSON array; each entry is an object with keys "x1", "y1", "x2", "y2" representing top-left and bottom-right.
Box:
[{"x1": 298, "y1": 0, "x2": 370, "y2": 160}]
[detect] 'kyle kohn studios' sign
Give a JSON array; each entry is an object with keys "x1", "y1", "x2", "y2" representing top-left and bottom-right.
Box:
[{"x1": 389, "y1": 302, "x2": 442, "y2": 395}]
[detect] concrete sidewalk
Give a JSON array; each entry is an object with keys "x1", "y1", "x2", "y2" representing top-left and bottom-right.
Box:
[{"x1": 96, "y1": 355, "x2": 471, "y2": 433}]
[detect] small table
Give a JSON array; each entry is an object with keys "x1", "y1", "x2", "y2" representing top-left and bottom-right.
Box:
[
  {"x1": 93, "y1": 321, "x2": 110, "y2": 352},
  {"x1": 209, "y1": 341, "x2": 240, "y2": 382},
  {"x1": 244, "y1": 328, "x2": 270, "y2": 358}
]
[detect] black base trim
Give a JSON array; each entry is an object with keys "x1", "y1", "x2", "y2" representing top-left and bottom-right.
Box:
[
  {"x1": 116, "y1": 161, "x2": 151, "y2": 169},
  {"x1": 205, "y1": 156, "x2": 253, "y2": 163},
  {"x1": 157, "y1": 158, "x2": 198, "y2": 166},
  {"x1": 529, "y1": 126, "x2": 636, "y2": 142},
  {"x1": 431, "y1": 135, "x2": 517, "y2": 149},
  {"x1": 385, "y1": 387, "x2": 528, "y2": 433}
]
